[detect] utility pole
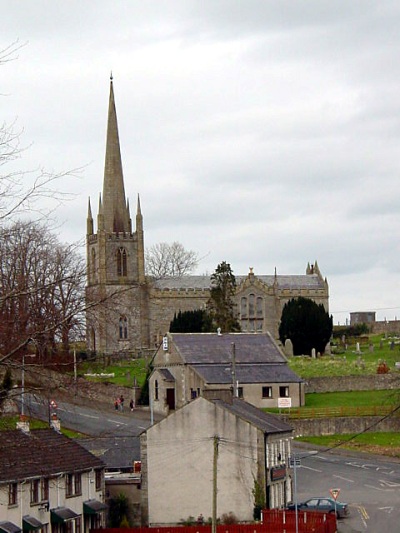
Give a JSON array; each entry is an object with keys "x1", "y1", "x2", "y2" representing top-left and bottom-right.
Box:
[
  {"x1": 212, "y1": 435, "x2": 219, "y2": 533},
  {"x1": 231, "y1": 342, "x2": 237, "y2": 397}
]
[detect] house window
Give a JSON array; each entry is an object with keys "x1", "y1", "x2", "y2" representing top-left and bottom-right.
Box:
[
  {"x1": 74, "y1": 473, "x2": 82, "y2": 495},
  {"x1": 95, "y1": 469, "x2": 102, "y2": 491},
  {"x1": 116, "y1": 247, "x2": 127, "y2": 277},
  {"x1": 8, "y1": 482, "x2": 17, "y2": 506},
  {"x1": 119, "y1": 316, "x2": 128, "y2": 339},
  {"x1": 75, "y1": 516, "x2": 82, "y2": 533},
  {"x1": 279, "y1": 386, "x2": 289, "y2": 398},
  {"x1": 237, "y1": 387, "x2": 244, "y2": 398},
  {"x1": 41, "y1": 478, "x2": 49, "y2": 501},
  {"x1": 66, "y1": 474, "x2": 73, "y2": 497},
  {"x1": 154, "y1": 380, "x2": 159, "y2": 401},
  {"x1": 262, "y1": 386, "x2": 272, "y2": 398},
  {"x1": 66, "y1": 473, "x2": 81, "y2": 497},
  {"x1": 191, "y1": 389, "x2": 197, "y2": 399},
  {"x1": 31, "y1": 479, "x2": 40, "y2": 503}
]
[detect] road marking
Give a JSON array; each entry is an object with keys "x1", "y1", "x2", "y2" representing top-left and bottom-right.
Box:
[
  {"x1": 138, "y1": 426, "x2": 147, "y2": 429},
  {"x1": 379, "y1": 506, "x2": 393, "y2": 514},
  {"x1": 364, "y1": 484, "x2": 391, "y2": 492},
  {"x1": 79, "y1": 413, "x2": 99, "y2": 419},
  {"x1": 106, "y1": 419, "x2": 128, "y2": 425},
  {"x1": 333, "y1": 475, "x2": 354, "y2": 483},
  {"x1": 300, "y1": 465, "x2": 322, "y2": 472},
  {"x1": 379, "y1": 480, "x2": 400, "y2": 488}
]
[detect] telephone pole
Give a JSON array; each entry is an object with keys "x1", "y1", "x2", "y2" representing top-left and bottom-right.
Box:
[{"x1": 212, "y1": 435, "x2": 219, "y2": 533}]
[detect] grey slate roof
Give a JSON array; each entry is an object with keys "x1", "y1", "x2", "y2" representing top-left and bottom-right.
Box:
[
  {"x1": 214, "y1": 397, "x2": 292, "y2": 434},
  {"x1": 171, "y1": 332, "x2": 286, "y2": 364},
  {"x1": 0, "y1": 429, "x2": 104, "y2": 483},
  {"x1": 153, "y1": 273, "x2": 325, "y2": 290},
  {"x1": 77, "y1": 436, "x2": 140, "y2": 470},
  {"x1": 158, "y1": 368, "x2": 175, "y2": 382},
  {"x1": 194, "y1": 363, "x2": 303, "y2": 384}
]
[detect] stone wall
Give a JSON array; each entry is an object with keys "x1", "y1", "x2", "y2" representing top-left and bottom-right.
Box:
[
  {"x1": 287, "y1": 415, "x2": 400, "y2": 437},
  {"x1": 305, "y1": 373, "x2": 400, "y2": 393},
  {"x1": 371, "y1": 320, "x2": 400, "y2": 335}
]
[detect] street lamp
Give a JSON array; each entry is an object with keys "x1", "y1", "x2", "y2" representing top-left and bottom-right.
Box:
[{"x1": 21, "y1": 353, "x2": 36, "y2": 417}]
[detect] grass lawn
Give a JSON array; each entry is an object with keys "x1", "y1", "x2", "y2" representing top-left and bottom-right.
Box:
[
  {"x1": 77, "y1": 358, "x2": 148, "y2": 387},
  {"x1": 0, "y1": 415, "x2": 86, "y2": 438},
  {"x1": 305, "y1": 389, "x2": 399, "y2": 408},
  {"x1": 288, "y1": 333, "x2": 400, "y2": 378}
]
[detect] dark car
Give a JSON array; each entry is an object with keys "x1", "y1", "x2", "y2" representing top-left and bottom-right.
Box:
[{"x1": 287, "y1": 497, "x2": 349, "y2": 518}]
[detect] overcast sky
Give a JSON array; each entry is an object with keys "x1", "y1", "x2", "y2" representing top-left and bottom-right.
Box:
[{"x1": 2, "y1": 1, "x2": 400, "y2": 325}]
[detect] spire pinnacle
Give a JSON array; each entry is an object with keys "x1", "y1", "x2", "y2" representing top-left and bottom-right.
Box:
[{"x1": 101, "y1": 78, "x2": 130, "y2": 233}]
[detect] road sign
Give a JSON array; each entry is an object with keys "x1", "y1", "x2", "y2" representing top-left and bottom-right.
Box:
[
  {"x1": 289, "y1": 456, "x2": 301, "y2": 467},
  {"x1": 330, "y1": 488, "x2": 340, "y2": 500}
]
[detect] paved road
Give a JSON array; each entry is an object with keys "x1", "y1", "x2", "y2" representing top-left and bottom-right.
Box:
[
  {"x1": 23, "y1": 393, "x2": 155, "y2": 436},
  {"x1": 293, "y1": 444, "x2": 400, "y2": 532}
]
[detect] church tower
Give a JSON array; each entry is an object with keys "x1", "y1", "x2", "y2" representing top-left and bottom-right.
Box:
[{"x1": 86, "y1": 77, "x2": 148, "y2": 355}]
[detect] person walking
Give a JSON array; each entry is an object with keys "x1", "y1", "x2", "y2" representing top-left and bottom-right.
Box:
[
  {"x1": 130, "y1": 398, "x2": 135, "y2": 411},
  {"x1": 119, "y1": 395, "x2": 125, "y2": 411}
]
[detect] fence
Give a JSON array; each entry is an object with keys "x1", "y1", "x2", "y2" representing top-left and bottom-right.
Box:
[{"x1": 92, "y1": 510, "x2": 336, "y2": 533}]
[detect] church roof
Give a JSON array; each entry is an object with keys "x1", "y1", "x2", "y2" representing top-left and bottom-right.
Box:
[
  {"x1": 194, "y1": 363, "x2": 302, "y2": 384},
  {"x1": 169, "y1": 332, "x2": 286, "y2": 364},
  {"x1": 153, "y1": 273, "x2": 325, "y2": 290}
]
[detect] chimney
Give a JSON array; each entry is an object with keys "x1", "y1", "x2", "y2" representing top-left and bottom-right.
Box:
[{"x1": 203, "y1": 388, "x2": 233, "y2": 404}]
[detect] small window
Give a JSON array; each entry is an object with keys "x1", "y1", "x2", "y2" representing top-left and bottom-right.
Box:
[
  {"x1": 154, "y1": 380, "x2": 159, "y2": 401},
  {"x1": 191, "y1": 389, "x2": 197, "y2": 400},
  {"x1": 119, "y1": 316, "x2": 128, "y2": 339},
  {"x1": 237, "y1": 387, "x2": 244, "y2": 398},
  {"x1": 66, "y1": 474, "x2": 73, "y2": 497},
  {"x1": 31, "y1": 479, "x2": 40, "y2": 503},
  {"x1": 8, "y1": 483, "x2": 17, "y2": 506},
  {"x1": 279, "y1": 386, "x2": 289, "y2": 398},
  {"x1": 95, "y1": 470, "x2": 102, "y2": 491},
  {"x1": 41, "y1": 478, "x2": 49, "y2": 501},
  {"x1": 262, "y1": 386, "x2": 272, "y2": 399},
  {"x1": 74, "y1": 473, "x2": 82, "y2": 495}
]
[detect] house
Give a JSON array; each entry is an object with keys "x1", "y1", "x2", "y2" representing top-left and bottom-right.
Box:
[
  {"x1": 150, "y1": 332, "x2": 305, "y2": 415},
  {"x1": 140, "y1": 390, "x2": 294, "y2": 526},
  {"x1": 0, "y1": 424, "x2": 106, "y2": 533}
]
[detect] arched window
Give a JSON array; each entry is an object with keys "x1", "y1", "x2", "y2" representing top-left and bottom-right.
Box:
[
  {"x1": 116, "y1": 247, "x2": 127, "y2": 277},
  {"x1": 248, "y1": 293, "x2": 255, "y2": 317},
  {"x1": 119, "y1": 316, "x2": 128, "y2": 339},
  {"x1": 91, "y1": 249, "x2": 96, "y2": 281},
  {"x1": 241, "y1": 297, "x2": 247, "y2": 318},
  {"x1": 155, "y1": 380, "x2": 159, "y2": 401},
  {"x1": 240, "y1": 294, "x2": 264, "y2": 332}
]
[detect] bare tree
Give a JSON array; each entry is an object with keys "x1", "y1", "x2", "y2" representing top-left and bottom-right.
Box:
[
  {"x1": 145, "y1": 241, "x2": 199, "y2": 279},
  {"x1": 0, "y1": 221, "x2": 86, "y2": 362}
]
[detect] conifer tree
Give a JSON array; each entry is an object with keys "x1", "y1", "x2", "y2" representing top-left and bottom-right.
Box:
[{"x1": 208, "y1": 261, "x2": 240, "y2": 332}]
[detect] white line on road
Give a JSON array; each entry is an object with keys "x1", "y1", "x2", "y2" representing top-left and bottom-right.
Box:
[
  {"x1": 333, "y1": 475, "x2": 354, "y2": 482},
  {"x1": 79, "y1": 413, "x2": 99, "y2": 419},
  {"x1": 106, "y1": 419, "x2": 128, "y2": 425},
  {"x1": 364, "y1": 484, "x2": 392, "y2": 492},
  {"x1": 138, "y1": 426, "x2": 146, "y2": 429},
  {"x1": 300, "y1": 465, "x2": 322, "y2": 472}
]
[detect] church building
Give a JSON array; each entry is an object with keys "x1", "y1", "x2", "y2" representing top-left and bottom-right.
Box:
[{"x1": 85, "y1": 80, "x2": 329, "y2": 356}]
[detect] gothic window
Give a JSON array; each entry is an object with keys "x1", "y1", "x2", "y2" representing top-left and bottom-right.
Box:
[
  {"x1": 91, "y1": 248, "x2": 96, "y2": 281},
  {"x1": 241, "y1": 294, "x2": 264, "y2": 332},
  {"x1": 119, "y1": 316, "x2": 128, "y2": 339},
  {"x1": 116, "y1": 247, "x2": 127, "y2": 277},
  {"x1": 155, "y1": 380, "x2": 159, "y2": 401}
]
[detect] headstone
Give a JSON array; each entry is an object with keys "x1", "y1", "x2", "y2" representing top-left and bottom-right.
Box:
[
  {"x1": 369, "y1": 343, "x2": 374, "y2": 353},
  {"x1": 390, "y1": 341, "x2": 395, "y2": 351},
  {"x1": 380, "y1": 339, "x2": 384, "y2": 349},
  {"x1": 325, "y1": 342, "x2": 331, "y2": 355},
  {"x1": 341, "y1": 335, "x2": 346, "y2": 345},
  {"x1": 311, "y1": 348, "x2": 316, "y2": 359},
  {"x1": 284, "y1": 338, "x2": 293, "y2": 357},
  {"x1": 356, "y1": 342, "x2": 361, "y2": 353}
]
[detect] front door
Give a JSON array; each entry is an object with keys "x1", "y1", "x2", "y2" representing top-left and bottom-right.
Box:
[{"x1": 166, "y1": 388, "x2": 175, "y2": 410}]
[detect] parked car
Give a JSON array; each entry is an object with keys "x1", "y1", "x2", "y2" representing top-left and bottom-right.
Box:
[{"x1": 287, "y1": 497, "x2": 349, "y2": 518}]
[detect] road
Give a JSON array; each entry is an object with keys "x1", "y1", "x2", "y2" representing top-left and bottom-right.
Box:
[
  {"x1": 23, "y1": 393, "x2": 155, "y2": 437},
  {"x1": 293, "y1": 444, "x2": 400, "y2": 532}
]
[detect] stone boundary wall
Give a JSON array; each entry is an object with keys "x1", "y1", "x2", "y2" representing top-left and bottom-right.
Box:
[
  {"x1": 371, "y1": 320, "x2": 400, "y2": 335},
  {"x1": 286, "y1": 415, "x2": 400, "y2": 437},
  {"x1": 305, "y1": 373, "x2": 400, "y2": 393}
]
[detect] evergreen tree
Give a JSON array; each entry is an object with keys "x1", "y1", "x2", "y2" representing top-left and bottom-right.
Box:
[
  {"x1": 279, "y1": 297, "x2": 333, "y2": 355},
  {"x1": 169, "y1": 309, "x2": 213, "y2": 333},
  {"x1": 208, "y1": 261, "x2": 240, "y2": 332}
]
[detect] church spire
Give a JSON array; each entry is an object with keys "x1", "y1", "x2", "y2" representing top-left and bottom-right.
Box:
[
  {"x1": 102, "y1": 76, "x2": 130, "y2": 233},
  {"x1": 87, "y1": 197, "x2": 93, "y2": 235}
]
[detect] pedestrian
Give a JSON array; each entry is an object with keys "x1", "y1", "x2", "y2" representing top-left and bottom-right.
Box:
[
  {"x1": 130, "y1": 398, "x2": 135, "y2": 411},
  {"x1": 120, "y1": 395, "x2": 124, "y2": 411},
  {"x1": 114, "y1": 399, "x2": 119, "y2": 411}
]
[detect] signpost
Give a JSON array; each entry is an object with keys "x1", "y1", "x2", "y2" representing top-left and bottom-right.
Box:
[
  {"x1": 330, "y1": 488, "x2": 340, "y2": 518},
  {"x1": 289, "y1": 455, "x2": 301, "y2": 533}
]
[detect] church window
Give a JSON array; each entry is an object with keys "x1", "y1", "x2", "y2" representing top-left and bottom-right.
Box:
[
  {"x1": 257, "y1": 297, "x2": 263, "y2": 317},
  {"x1": 116, "y1": 247, "x2": 127, "y2": 277},
  {"x1": 248, "y1": 293, "x2": 255, "y2": 317},
  {"x1": 91, "y1": 249, "x2": 96, "y2": 281},
  {"x1": 241, "y1": 297, "x2": 247, "y2": 318},
  {"x1": 119, "y1": 316, "x2": 128, "y2": 339}
]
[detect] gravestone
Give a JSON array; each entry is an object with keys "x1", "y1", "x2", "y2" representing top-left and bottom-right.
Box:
[
  {"x1": 311, "y1": 348, "x2": 316, "y2": 359},
  {"x1": 284, "y1": 338, "x2": 293, "y2": 357}
]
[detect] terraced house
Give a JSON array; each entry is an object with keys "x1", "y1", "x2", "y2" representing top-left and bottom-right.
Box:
[{"x1": 0, "y1": 426, "x2": 106, "y2": 533}]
